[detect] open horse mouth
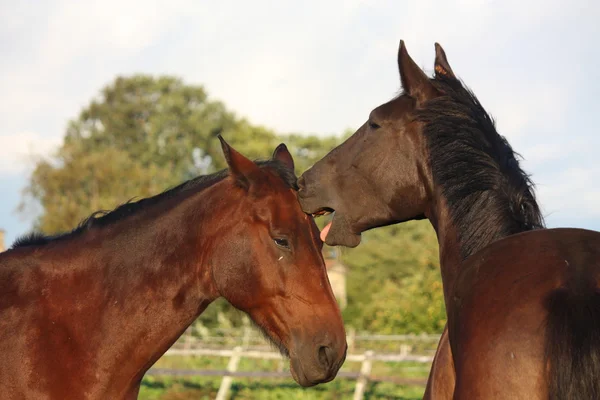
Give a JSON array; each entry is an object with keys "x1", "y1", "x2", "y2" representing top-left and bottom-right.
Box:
[
  {"x1": 310, "y1": 208, "x2": 335, "y2": 241},
  {"x1": 297, "y1": 181, "x2": 362, "y2": 247},
  {"x1": 310, "y1": 207, "x2": 334, "y2": 218},
  {"x1": 308, "y1": 207, "x2": 361, "y2": 247}
]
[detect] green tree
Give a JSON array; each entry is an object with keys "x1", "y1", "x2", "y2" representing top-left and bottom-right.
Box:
[
  {"x1": 341, "y1": 220, "x2": 446, "y2": 333},
  {"x1": 20, "y1": 75, "x2": 287, "y2": 233},
  {"x1": 22, "y1": 148, "x2": 173, "y2": 234},
  {"x1": 280, "y1": 134, "x2": 341, "y2": 174}
]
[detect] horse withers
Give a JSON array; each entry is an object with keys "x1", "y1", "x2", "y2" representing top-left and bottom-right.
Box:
[
  {"x1": 0, "y1": 137, "x2": 346, "y2": 399},
  {"x1": 298, "y1": 40, "x2": 600, "y2": 399}
]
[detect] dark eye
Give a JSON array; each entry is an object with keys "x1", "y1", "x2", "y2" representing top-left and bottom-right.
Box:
[
  {"x1": 273, "y1": 238, "x2": 290, "y2": 249},
  {"x1": 274, "y1": 238, "x2": 290, "y2": 249},
  {"x1": 369, "y1": 121, "x2": 381, "y2": 130}
]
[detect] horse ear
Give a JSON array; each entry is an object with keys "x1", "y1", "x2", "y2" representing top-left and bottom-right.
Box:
[
  {"x1": 397, "y1": 40, "x2": 436, "y2": 101},
  {"x1": 272, "y1": 143, "x2": 295, "y2": 172},
  {"x1": 434, "y1": 43, "x2": 456, "y2": 79},
  {"x1": 218, "y1": 135, "x2": 260, "y2": 190}
]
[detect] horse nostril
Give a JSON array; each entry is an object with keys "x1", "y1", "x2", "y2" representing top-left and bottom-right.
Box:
[{"x1": 318, "y1": 345, "x2": 333, "y2": 369}]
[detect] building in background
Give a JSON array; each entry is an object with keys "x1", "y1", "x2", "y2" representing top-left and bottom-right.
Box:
[
  {"x1": 323, "y1": 245, "x2": 347, "y2": 310},
  {"x1": 0, "y1": 229, "x2": 5, "y2": 252}
]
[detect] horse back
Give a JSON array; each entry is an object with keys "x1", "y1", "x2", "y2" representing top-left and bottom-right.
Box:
[{"x1": 449, "y1": 228, "x2": 600, "y2": 399}]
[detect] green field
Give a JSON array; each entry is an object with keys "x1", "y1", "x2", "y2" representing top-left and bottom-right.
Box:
[{"x1": 139, "y1": 355, "x2": 430, "y2": 400}]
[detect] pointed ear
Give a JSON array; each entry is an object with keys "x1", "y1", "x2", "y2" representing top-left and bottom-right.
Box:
[
  {"x1": 434, "y1": 43, "x2": 456, "y2": 79},
  {"x1": 272, "y1": 143, "x2": 295, "y2": 172},
  {"x1": 218, "y1": 135, "x2": 261, "y2": 190},
  {"x1": 397, "y1": 40, "x2": 437, "y2": 101}
]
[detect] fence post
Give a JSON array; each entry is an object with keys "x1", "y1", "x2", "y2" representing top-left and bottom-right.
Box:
[
  {"x1": 242, "y1": 325, "x2": 252, "y2": 349},
  {"x1": 348, "y1": 327, "x2": 356, "y2": 353},
  {"x1": 353, "y1": 350, "x2": 374, "y2": 400},
  {"x1": 400, "y1": 343, "x2": 410, "y2": 357},
  {"x1": 276, "y1": 359, "x2": 285, "y2": 373},
  {"x1": 183, "y1": 328, "x2": 193, "y2": 350},
  {"x1": 215, "y1": 346, "x2": 242, "y2": 400}
]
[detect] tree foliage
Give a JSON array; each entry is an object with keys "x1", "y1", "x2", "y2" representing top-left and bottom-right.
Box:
[
  {"x1": 20, "y1": 74, "x2": 446, "y2": 333},
  {"x1": 341, "y1": 221, "x2": 446, "y2": 333}
]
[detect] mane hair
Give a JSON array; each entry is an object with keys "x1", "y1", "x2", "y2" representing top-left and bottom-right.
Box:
[
  {"x1": 12, "y1": 159, "x2": 297, "y2": 249},
  {"x1": 416, "y1": 75, "x2": 545, "y2": 260}
]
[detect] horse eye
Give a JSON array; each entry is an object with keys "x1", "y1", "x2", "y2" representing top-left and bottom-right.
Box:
[
  {"x1": 369, "y1": 121, "x2": 381, "y2": 130},
  {"x1": 274, "y1": 238, "x2": 290, "y2": 249}
]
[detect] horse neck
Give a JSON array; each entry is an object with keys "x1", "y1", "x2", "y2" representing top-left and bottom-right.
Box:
[
  {"x1": 63, "y1": 180, "x2": 234, "y2": 388},
  {"x1": 426, "y1": 189, "x2": 521, "y2": 309},
  {"x1": 426, "y1": 193, "x2": 462, "y2": 307}
]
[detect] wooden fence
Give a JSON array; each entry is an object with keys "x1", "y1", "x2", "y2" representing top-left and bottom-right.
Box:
[
  {"x1": 170, "y1": 324, "x2": 440, "y2": 353},
  {"x1": 146, "y1": 328, "x2": 440, "y2": 400}
]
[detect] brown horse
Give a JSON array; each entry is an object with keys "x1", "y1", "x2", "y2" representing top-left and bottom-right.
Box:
[
  {"x1": 298, "y1": 41, "x2": 600, "y2": 399},
  {"x1": 0, "y1": 137, "x2": 346, "y2": 400}
]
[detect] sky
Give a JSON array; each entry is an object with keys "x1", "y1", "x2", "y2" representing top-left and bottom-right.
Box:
[{"x1": 0, "y1": 0, "x2": 599, "y2": 247}]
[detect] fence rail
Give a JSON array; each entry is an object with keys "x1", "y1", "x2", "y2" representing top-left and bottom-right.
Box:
[
  {"x1": 173, "y1": 326, "x2": 441, "y2": 355},
  {"x1": 164, "y1": 347, "x2": 434, "y2": 363}
]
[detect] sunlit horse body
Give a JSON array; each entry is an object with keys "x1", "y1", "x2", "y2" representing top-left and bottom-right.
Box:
[
  {"x1": 0, "y1": 138, "x2": 346, "y2": 400},
  {"x1": 298, "y1": 41, "x2": 600, "y2": 399}
]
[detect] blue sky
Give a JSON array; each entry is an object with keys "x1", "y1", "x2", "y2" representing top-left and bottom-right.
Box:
[{"x1": 1, "y1": 0, "x2": 599, "y2": 246}]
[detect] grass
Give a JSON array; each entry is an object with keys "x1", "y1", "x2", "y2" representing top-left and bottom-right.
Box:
[{"x1": 139, "y1": 377, "x2": 425, "y2": 400}]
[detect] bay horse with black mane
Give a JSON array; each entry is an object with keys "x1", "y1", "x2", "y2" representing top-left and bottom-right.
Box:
[
  {"x1": 0, "y1": 137, "x2": 346, "y2": 399},
  {"x1": 298, "y1": 41, "x2": 600, "y2": 399}
]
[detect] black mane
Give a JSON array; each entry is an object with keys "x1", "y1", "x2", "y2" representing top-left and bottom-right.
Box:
[
  {"x1": 416, "y1": 75, "x2": 545, "y2": 260},
  {"x1": 12, "y1": 159, "x2": 297, "y2": 249}
]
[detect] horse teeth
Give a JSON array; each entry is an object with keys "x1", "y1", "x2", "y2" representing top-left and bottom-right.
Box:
[{"x1": 311, "y1": 209, "x2": 332, "y2": 218}]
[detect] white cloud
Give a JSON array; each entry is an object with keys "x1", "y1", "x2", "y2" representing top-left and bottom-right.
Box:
[
  {"x1": 482, "y1": 84, "x2": 570, "y2": 141},
  {"x1": 537, "y1": 166, "x2": 600, "y2": 221},
  {"x1": 523, "y1": 142, "x2": 575, "y2": 167},
  {"x1": 0, "y1": 133, "x2": 61, "y2": 176},
  {"x1": 0, "y1": 0, "x2": 587, "y2": 135},
  {"x1": 39, "y1": 0, "x2": 197, "y2": 64}
]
